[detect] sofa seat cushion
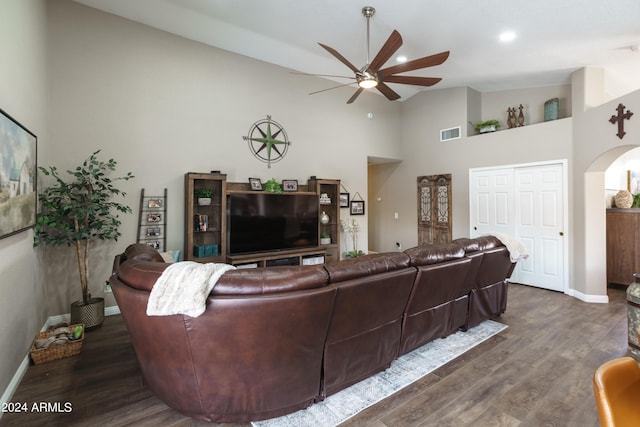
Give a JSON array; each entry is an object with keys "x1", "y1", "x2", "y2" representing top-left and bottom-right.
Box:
[
  {"x1": 324, "y1": 252, "x2": 410, "y2": 283},
  {"x1": 403, "y1": 242, "x2": 465, "y2": 266}
]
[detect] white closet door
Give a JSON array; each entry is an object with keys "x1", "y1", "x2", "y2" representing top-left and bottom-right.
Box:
[
  {"x1": 470, "y1": 168, "x2": 516, "y2": 237},
  {"x1": 513, "y1": 164, "x2": 565, "y2": 291},
  {"x1": 470, "y1": 162, "x2": 566, "y2": 292}
]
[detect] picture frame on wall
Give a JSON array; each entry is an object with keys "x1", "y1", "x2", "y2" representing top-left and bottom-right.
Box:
[
  {"x1": 340, "y1": 192, "x2": 350, "y2": 208},
  {"x1": 0, "y1": 107, "x2": 37, "y2": 240},
  {"x1": 350, "y1": 200, "x2": 365, "y2": 215},
  {"x1": 148, "y1": 198, "x2": 163, "y2": 208}
]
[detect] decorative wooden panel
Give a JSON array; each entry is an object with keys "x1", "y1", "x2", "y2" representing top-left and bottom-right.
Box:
[{"x1": 417, "y1": 174, "x2": 452, "y2": 245}]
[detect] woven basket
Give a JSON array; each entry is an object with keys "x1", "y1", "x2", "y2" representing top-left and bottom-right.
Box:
[{"x1": 30, "y1": 324, "x2": 84, "y2": 365}]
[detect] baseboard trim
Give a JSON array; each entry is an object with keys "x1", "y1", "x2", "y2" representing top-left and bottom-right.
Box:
[
  {"x1": 566, "y1": 288, "x2": 609, "y2": 303},
  {"x1": 0, "y1": 305, "x2": 121, "y2": 418}
]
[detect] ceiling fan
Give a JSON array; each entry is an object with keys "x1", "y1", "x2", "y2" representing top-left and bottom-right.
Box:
[{"x1": 302, "y1": 6, "x2": 450, "y2": 104}]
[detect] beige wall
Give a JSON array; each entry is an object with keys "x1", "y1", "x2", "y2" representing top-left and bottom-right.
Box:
[
  {"x1": 570, "y1": 68, "x2": 640, "y2": 298},
  {"x1": 368, "y1": 86, "x2": 573, "y2": 253},
  {"x1": 0, "y1": 0, "x2": 48, "y2": 407},
  {"x1": 44, "y1": 0, "x2": 402, "y2": 314}
]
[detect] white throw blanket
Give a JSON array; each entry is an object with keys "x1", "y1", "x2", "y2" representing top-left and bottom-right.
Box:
[
  {"x1": 486, "y1": 232, "x2": 529, "y2": 262},
  {"x1": 147, "y1": 261, "x2": 236, "y2": 317}
]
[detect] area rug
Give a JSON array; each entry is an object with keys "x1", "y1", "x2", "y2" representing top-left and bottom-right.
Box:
[{"x1": 252, "y1": 320, "x2": 507, "y2": 427}]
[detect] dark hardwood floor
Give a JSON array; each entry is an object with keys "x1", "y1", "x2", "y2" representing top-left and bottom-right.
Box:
[{"x1": 1, "y1": 283, "x2": 630, "y2": 427}]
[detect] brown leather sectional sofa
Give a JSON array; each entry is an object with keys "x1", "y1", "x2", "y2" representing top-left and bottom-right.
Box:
[{"x1": 110, "y1": 236, "x2": 516, "y2": 422}]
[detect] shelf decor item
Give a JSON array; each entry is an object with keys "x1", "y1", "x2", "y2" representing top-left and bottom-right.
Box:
[
  {"x1": 34, "y1": 150, "x2": 134, "y2": 330},
  {"x1": 320, "y1": 211, "x2": 330, "y2": 225},
  {"x1": 282, "y1": 179, "x2": 298, "y2": 192},
  {"x1": 319, "y1": 193, "x2": 331, "y2": 204},
  {"x1": 473, "y1": 119, "x2": 501, "y2": 134},
  {"x1": 249, "y1": 177, "x2": 262, "y2": 191},
  {"x1": 614, "y1": 190, "x2": 633, "y2": 209},
  {"x1": 320, "y1": 232, "x2": 331, "y2": 245},
  {"x1": 544, "y1": 98, "x2": 559, "y2": 121},
  {"x1": 264, "y1": 178, "x2": 282, "y2": 193},
  {"x1": 0, "y1": 107, "x2": 37, "y2": 240},
  {"x1": 195, "y1": 188, "x2": 213, "y2": 206}
]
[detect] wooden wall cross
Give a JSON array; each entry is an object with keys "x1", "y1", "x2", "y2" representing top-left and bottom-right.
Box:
[{"x1": 609, "y1": 103, "x2": 633, "y2": 139}]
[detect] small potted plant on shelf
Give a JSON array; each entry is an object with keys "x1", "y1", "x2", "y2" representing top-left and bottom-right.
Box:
[
  {"x1": 34, "y1": 150, "x2": 134, "y2": 330},
  {"x1": 320, "y1": 232, "x2": 331, "y2": 245},
  {"x1": 195, "y1": 188, "x2": 213, "y2": 206},
  {"x1": 473, "y1": 119, "x2": 501, "y2": 134},
  {"x1": 264, "y1": 178, "x2": 282, "y2": 194}
]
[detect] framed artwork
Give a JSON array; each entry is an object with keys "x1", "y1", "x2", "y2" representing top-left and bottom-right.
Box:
[
  {"x1": 0, "y1": 107, "x2": 37, "y2": 239},
  {"x1": 146, "y1": 227, "x2": 161, "y2": 237},
  {"x1": 350, "y1": 200, "x2": 365, "y2": 215},
  {"x1": 148, "y1": 198, "x2": 163, "y2": 208},
  {"x1": 628, "y1": 170, "x2": 640, "y2": 195},
  {"x1": 282, "y1": 179, "x2": 298, "y2": 192},
  {"x1": 340, "y1": 192, "x2": 350, "y2": 208},
  {"x1": 147, "y1": 213, "x2": 162, "y2": 223},
  {"x1": 249, "y1": 177, "x2": 263, "y2": 191}
]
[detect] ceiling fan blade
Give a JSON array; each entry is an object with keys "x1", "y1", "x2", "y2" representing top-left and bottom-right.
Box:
[
  {"x1": 318, "y1": 42, "x2": 362, "y2": 75},
  {"x1": 379, "y1": 51, "x2": 450, "y2": 76},
  {"x1": 368, "y1": 30, "x2": 403, "y2": 72},
  {"x1": 309, "y1": 82, "x2": 357, "y2": 95},
  {"x1": 290, "y1": 71, "x2": 356, "y2": 80},
  {"x1": 383, "y1": 75, "x2": 442, "y2": 87},
  {"x1": 376, "y1": 82, "x2": 401, "y2": 101},
  {"x1": 346, "y1": 88, "x2": 364, "y2": 104}
]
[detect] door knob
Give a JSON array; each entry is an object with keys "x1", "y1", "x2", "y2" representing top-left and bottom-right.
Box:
[{"x1": 559, "y1": 231, "x2": 564, "y2": 236}]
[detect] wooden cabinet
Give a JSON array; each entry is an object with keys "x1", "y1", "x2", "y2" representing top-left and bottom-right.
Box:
[
  {"x1": 606, "y1": 208, "x2": 640, "y2": 286},
  {"x1": 184, "y1": 173, "x2": 226, "y2": 262},
  {"x1": 308, "y1": 178, "x2": 341, "y2": 263},
  {"x1": 184, "y1": 174, "x2": 341, "y2": 266}
]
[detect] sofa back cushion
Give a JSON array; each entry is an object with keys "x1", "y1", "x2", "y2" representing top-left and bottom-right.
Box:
[
  {"x1": 116, "y1": 259, "x2": 328, "y2": 296},
  {"x1": 213, "y1": 265, "x2": 328, "y2": 295},
  {"x1": 324, "y1": 252, "x2": 410, "y2": 283},
  {"x1": 403, "y1": 242, "x2": 465, "y2": 266},
  {"x1": 117, "y1": 259, "x2": 169, "y2": 292},
  {"x1": 123, "y1": 243, "x2": 165, "y2": 263}
]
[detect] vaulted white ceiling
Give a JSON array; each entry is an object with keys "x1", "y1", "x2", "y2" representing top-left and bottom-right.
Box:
[{"x1": 74, "y1": 0, "x2": 640, "y2": 101}]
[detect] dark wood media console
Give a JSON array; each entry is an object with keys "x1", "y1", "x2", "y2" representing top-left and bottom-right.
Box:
[
  {"x1": 226, "y1": 246, "x2": 327, "y2": 268},
  {"x1": 184, "y1": 173, "x2": 340, "y2": 266}
]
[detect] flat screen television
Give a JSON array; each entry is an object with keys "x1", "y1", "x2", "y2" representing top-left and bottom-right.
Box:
[{"x1": 227, "y1": 193, "x2": 319, "y2": 255}]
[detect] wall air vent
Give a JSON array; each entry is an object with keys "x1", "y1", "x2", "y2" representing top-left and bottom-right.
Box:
[{"x1": 440, "y1": 126, "x2": 461, "y2": 142}]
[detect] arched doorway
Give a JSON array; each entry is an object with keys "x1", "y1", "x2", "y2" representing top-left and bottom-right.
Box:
[{"x1": 583, "y1": 145, "x2": 640, "y2": 301}]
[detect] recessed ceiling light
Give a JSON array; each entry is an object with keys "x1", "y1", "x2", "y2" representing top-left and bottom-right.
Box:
[
  {"x1": 499, "y1": 31, "x2": 516, "y2": 42},
  {"x1": 396, "y1": 56, "x2": 407, "y2": 63}
]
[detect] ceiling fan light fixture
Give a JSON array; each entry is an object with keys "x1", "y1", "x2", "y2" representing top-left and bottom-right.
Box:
[{"x1": 358, "y1": 76, "x2": 378, "y2": 88}]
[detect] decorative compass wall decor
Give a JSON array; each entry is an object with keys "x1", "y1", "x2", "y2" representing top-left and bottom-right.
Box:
[{"x1": 242, "y1": 115, "x2": 290, "y2": 168}]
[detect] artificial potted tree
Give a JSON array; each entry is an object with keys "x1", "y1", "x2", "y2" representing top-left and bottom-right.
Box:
[{"x1": 34, "y1": 150, "x2": 134, "y2": 330}]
